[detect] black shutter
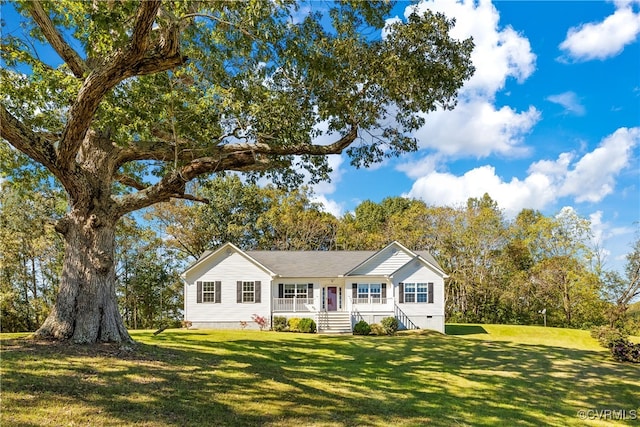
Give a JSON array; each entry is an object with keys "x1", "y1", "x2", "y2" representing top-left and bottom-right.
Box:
[
  {"x1": 428, "y1": 282, "x2": 434, "y2": 304},
  {"x1": 278, "y1": 283, "x2": 284, "y2": 298},
  {"x1": 399, "y1": 283, "x2": 404, "y2": 303},
  {"x1": 381, "y1": 283, "x2": 386, "y2": 299},
  {"x1": 197, "y1": 281, "x2": 203, "y2": 303},
  {"x1": 308, "y1": 283, "x2": 314, "y2": 299},
  {"x1": 255, "y1": 281, "x2": 261, "y2": 303},
  {"x1": 215, "y1": 281, "x2": 221, "y2": 303},
  {"x1": 352, "y1": 283, "x2": 357, "y2": 300},
  {"x1": 237, "y1": 281, "x2": 242, "y2": 303}
]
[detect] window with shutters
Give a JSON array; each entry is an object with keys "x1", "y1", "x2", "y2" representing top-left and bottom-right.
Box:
[
  {"x1": 402, "y1": 282, "x2": 433, "y2": 303},
  {"x1": 197, "y1": 281, "x2": 220, "y2": 304}
]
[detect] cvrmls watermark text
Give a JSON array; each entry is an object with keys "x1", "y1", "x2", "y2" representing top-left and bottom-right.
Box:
[{"x1": 577, "y1": 409, "x2": 637, "y2": 421}]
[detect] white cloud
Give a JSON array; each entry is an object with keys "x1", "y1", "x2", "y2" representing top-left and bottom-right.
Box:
[
  {"x1": 402, "y1": 0, "x2": 538, "y2": 158},
  {"x1": 546, "y1": 91, "x2": 586, "y2": 116},
  {"x1": 311, "y1": 194, "x2": 344, "y2": 217},
  {"x1": 560, "y1": 127, "x2": 640, "y2": 202},
  {"x1": 405, "y1": 165, "x2": 557, "y2": 217},
  {"x1": 405, "y1": 127, "x2": 640, "y2": 216},
  {"x1": 559, "y1": 2, "x2": 640, "y2": 61},
  {"x1": 413, "y1": 100, "x2": 540, "y2": 157}
]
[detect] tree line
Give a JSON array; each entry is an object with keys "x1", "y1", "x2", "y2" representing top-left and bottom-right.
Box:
[{"x1": 1, "y1": 173, "x2": 638, "y2": 332}]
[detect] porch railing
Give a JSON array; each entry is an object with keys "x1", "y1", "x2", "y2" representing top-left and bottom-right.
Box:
[
  {"x1": 273, "y1": 298, "x2": 315, "y2": 312},
  {"x1": 352, "y1": 297, "x2": 390, "y2": 305}
]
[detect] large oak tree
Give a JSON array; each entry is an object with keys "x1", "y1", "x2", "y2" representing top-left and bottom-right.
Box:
[{"x1": 1, "y1": 0, "x2": 473, "y2": 343}]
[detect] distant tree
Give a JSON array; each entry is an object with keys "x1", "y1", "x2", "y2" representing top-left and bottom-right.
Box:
[
  {"x1": 517, "y1": 208, "x2": 605, "y2": 327},
  {"x1": 1, "y1": 1, "x2": 473, "y2": 343},
  {"x1": 0, "y1": 149, "x2": 65, "y2": 332},
  {"x1": 601, "y1": 234, "x2": 640, "y2": 328},
  {"x1": 256, "y1": 186, "x2": 338, "y2": 250},
  {"x1": 147, "y1": 175, "x2": 268, "y2": 259}
]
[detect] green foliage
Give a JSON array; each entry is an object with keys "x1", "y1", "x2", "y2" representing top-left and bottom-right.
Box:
[
  {"x1": 116, "y1": 217, "x2": 184, "y2": 330},
  {"x1": 0, "y1": 173, "x2": 65, "y2": 332},
  {"x1": 272, "y1": 316, "x2": 288, "y2": 332},
  {"x1": 298, "y1": 318, "x2": 316, "y2": 334},
  {"x1": 369, "y1": 323, "x2": 386, "y2": 336},
  {"x1": 287, "y1": 318, "x2": 302, "y2": 333},
  {"x1": 353, "y1": 320, "x2": 371, "y2": 335},
  {"x1": 590, "y1": 326, "x2": 629, "y2": 348},
  {"x1": 381, "y1": 317, "x2": 399, "y2": 335},
  {"x1": 590, "y1": 325, "x2": 640, "y2": 362},
  {"x1": 610, "y1": 340, "x2": 640, "y2": 363}
]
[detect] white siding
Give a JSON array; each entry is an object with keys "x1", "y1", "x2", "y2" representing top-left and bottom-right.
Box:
[
  {"x1": 349, "y1": 248, "x2": 414, "y2": 276},
  {"x1": 184, "y1": 251, "x2": 272, "y2": 327},
  {"x1": 392, "y1": 260, "x2": 445, "y2": 333}
]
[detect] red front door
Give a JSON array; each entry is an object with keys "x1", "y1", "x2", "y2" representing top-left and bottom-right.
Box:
[{"x1": 327, "y1": 286, "x2": 337, "y2": 311}]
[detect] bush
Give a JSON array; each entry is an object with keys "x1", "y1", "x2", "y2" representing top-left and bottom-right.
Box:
[
  {"x1": 353, "y1": 320, "x2": 371, "y2": 335},
  {"x1": 381, "y1": 317, "x2": 399, "y2": 335},
  {"x1": 610, "y1": 340, "x2": 640, "y2": 363},
  {"x1": 370, "y1": 323, "x2": 385, "y2": 336},
  {"x1": 273, "y1": 316, "x2": 288, "y2": 332},
  {"x1": 298, "y1": 318, "x2": 317, "y2": 333},
  {"x1": 288, "y1": 317, "x2": 302, "y2": 332},
  {"x1": 591, "y1": 325, "x2": 628, "y2": 348},
  {"x1": 251, "y1": 314, "x2": 269, "y2": 331}
]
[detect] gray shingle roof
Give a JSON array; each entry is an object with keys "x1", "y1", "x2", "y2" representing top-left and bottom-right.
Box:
[
  {"x1": 185, "y1": 242, "x2": 446, "y2": 278},
  {"x1": 247, "y1": 250, "x2": 377, "y2": 277}
]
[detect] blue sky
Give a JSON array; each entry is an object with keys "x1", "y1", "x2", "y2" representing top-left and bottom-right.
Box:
[{"x1": 309, "y1": 0, "x2": 639, "y2": 271}]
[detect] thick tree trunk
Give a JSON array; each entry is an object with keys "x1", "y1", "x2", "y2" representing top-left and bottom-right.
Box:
[{"x1": 35, "y1": 211, "x2": 132, "y2": 344}]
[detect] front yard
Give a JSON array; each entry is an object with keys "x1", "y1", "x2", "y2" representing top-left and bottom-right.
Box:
[{"x1": 1, "y1": 325, "x2": 638, "y2": 426}]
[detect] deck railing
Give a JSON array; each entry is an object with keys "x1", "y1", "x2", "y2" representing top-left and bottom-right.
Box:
[{"x1": 273, "y1": 298, "x2": 315, "y2": 312}]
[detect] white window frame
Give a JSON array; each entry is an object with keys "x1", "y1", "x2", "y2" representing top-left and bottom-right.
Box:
[
  {"x1": 404, "y1": 282, "x2": 430, "y2": 303},
  {"x1": 242, "y1": 281, "x2": 255, "y2": 303},
  {"x1": 202, "y1": 281, "x2": 216, "y2": 303},
  {"x1": 284, "y1": 283, "x2": 308, "y2": 299}
]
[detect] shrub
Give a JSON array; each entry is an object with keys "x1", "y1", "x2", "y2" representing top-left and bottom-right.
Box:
[
  {"x1": 381, "y1": 317, "x2": 399, "y2": 335},
  {"x1": 288, "y1": 317, "x2": 302, "y2": 332},
  {"x1": 181, "y1": 320, "x2": 192, "y2": 330},
  {"x1": 251, "y1": 314, "x2": 269, "y2": 331},
  {"x1": 298, "y1": 318, "x2": 317, "y2": 333},
  {"x1": 591, "y1": 325, "x2": 628, "y2": 348},
  {"x1": 610, "y1": 340, "x2": 640, "y2": 363},
  {"x1": 353, "y1": 320, "x2": 371, "y2": 335},
  {"x1": 273, "y1": 316, "x2": 288, "y2": 332},
  {"x1": 370, "y1": 323, "x2": 385, "y2": 336}
]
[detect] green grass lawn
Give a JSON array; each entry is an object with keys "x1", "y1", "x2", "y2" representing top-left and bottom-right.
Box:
[{"x1": 1, "y1": 325, "x2": 638, "y2": 426}]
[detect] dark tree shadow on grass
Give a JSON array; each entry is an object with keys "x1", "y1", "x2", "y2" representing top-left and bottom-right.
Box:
[
  {"x1": 445, "y1": 324, "x2": 488, "y2": 335},
  {"x1": 1, "y1": 330, "x2": 638, "y2": 426}
]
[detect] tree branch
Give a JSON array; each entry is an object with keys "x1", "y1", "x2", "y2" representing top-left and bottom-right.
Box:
[
  {"x1": 117, "y1": 125, "x2": 358, "y2": 167},
  {"x1": 57, "y1": 0, "x2": 183, "y2": 170},
  {"x1": 0, "y1": 105, "x2": 59, "y2": 174},
  {"x1": 113, "y1": 150, "x2": 273, "y2": 216},
  {"x1": 170, "y1": 193, "x2": 210, "y2": 204},
  {"x1": 114, "y1": 173, "x2": 147, "y2": 191},
  {"x1": 27, "y1": 1, "x2": 88, "y2": 78}
]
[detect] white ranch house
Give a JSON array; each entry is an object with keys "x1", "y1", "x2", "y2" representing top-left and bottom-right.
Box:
[{"x1": 182, "y1": 241, "x2": 448, "y2": 333}]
